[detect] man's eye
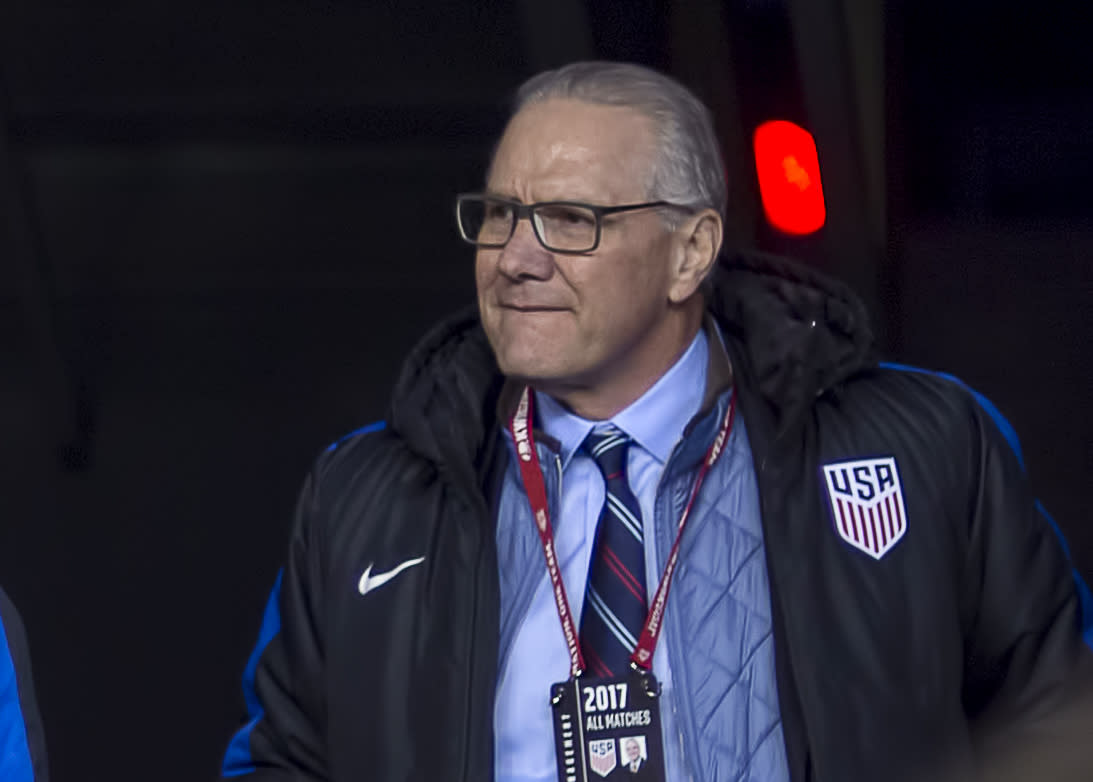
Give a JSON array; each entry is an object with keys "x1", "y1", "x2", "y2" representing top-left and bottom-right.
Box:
[
  {"x1": 539, "y1": 206, "x2": 595, "y2": 225},
  {"x1": 484, "y1": 202, "x2": 513, "y2": 221}
]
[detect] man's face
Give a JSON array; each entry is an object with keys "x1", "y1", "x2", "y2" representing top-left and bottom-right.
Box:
[
  {"x1": 626, "y1": 739, "x2": 640, "y2": 761},
  {"x1": 476, "y1": 98, "x2": 682, "y2": 404}
]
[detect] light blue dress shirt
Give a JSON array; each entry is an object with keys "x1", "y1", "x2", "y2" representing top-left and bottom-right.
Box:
[{"x1": 495, "y1": 328, "x2": 709, "y2": 782}]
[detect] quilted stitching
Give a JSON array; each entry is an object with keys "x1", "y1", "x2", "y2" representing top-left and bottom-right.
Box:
[{"x1": 667, "y1": 424, "x2": 789, "y2": 781}]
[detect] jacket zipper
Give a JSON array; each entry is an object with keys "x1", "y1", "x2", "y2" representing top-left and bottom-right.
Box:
[
  {"x1": 453, "y1": 434, "x2": 509, "y2": 782},
  {"x1": 758, "y1": 418, "x2": 818, "y2": 782},
  {"x1": 460, "y1": 485, "x2": 493, "y2": 782}
]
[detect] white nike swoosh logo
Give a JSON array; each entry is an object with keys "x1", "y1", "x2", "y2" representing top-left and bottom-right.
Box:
[{"x1": 357, "y1": 556, "x2": 426, "y2": 596}]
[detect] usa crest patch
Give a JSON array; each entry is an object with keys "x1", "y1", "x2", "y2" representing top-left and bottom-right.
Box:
[
  {"x1": 588, "y1": 739, "x2": 617, "y2": 778},
  {"x1": 822, "y1": 457, "x2": 907, "y2": 559}
]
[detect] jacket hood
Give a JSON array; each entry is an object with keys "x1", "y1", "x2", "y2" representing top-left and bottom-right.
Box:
[
  {"x1": 709, "y1": 250, "x2": 875, "y2": 427},
  {"x1": 387, "y1": 305, "x2": 502, "y2": 494},
  {"x1": 387, "y1": 251, "x2": 874, "y2": 476}
]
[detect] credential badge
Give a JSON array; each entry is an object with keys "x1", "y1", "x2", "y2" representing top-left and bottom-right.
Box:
[
  {"x1": 588, "y1": 739, "x2": 617, "y2": 778},
  {"x1": 822, "y1": 456, "x2": 907, "y2": 559}
]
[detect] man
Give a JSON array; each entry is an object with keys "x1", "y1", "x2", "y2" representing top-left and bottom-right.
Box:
[
  {"x1": 0, "y1": 587, "x2": 49, "y2": 782},
  {"x1": 620, "y1": 738, "x2": 649, "y2": 779},
  {"x1": 221, "y1": 62, "x2": 1093, "y2": 781}
]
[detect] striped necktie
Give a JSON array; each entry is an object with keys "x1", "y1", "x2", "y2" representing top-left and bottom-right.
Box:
[{"x1": 580, "y1": 425, "x2": 648, "y2": 676}]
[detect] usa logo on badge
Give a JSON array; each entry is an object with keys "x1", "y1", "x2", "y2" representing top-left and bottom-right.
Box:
[
  {"x1": 588, "y1": 739, "x2": 617, "y2": 778},
  {"x1": 822, "y1": 457, "x2": 907, "y2": 559}
]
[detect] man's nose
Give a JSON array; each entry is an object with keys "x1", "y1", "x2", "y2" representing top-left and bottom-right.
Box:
[{"x1": 496, "y1": 218, "x2": 553, "y2": 280}]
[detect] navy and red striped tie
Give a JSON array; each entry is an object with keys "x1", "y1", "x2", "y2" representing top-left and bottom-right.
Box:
[{"x1": 580, "y1": 425, "x2": 648, "y2": 676}]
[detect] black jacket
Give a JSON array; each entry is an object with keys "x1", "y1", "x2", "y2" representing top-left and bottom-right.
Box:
[{"x1": 222, "y1": 252, "x2": 1092, "y2": 782}]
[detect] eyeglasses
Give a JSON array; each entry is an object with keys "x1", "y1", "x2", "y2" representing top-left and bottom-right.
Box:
[{"x1": 455, "y1": 193, "x2": 690, "y2": 254}]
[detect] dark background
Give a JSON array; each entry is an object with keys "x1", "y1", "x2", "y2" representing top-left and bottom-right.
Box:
[{"x1": 0, "y1": 1, "x2": 1089, "y2": 780}]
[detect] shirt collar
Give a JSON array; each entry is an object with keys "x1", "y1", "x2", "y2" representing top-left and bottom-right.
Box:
[{"x1": 536, "y1": 328, "x2": 709, "y2": 469}]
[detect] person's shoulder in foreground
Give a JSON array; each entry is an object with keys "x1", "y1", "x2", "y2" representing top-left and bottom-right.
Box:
[{"x1": 0, "y1": 586, "x2": 50, "y2": 782}]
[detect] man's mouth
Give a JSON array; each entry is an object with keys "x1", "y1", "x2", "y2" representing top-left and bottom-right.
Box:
[{"x1": 500, "y1": 303, "x2": 568, "y2": 312}]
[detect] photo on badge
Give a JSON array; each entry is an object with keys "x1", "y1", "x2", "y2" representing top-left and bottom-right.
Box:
[{"x1": 620, "y1": 735, "x2": 647, "y2": 773}]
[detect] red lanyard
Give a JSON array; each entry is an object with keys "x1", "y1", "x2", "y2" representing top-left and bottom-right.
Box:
[{"x1": 508, "y1": 385, "x2": 737, "y2": 677}]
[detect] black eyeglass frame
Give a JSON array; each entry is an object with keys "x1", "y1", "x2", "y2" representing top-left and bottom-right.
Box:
[{"x1": 455, "y1": 193, "x2": 692, "y2": 254}]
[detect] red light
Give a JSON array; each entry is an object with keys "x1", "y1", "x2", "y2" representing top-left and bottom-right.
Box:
[{"x1": 753, "y1": 120, "x2": 826, "y2": 235}]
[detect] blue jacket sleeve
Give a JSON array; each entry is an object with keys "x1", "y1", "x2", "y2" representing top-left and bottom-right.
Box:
[
  {"x1": 959, "y1": 393, "x2": 1093, "y2": 777},
  {"x1": 0, "y1": 586, "x2": 49, "y2": 782}
]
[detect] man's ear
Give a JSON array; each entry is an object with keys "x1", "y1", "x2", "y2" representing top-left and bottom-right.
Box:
[{"x1": 668, "y1": 208, "x2": 723, "y2": 303}]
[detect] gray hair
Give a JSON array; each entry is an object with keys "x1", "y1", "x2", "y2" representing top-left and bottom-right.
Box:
[{"x1": 510, "y1": 61, "x2": 727, "y2": 221}]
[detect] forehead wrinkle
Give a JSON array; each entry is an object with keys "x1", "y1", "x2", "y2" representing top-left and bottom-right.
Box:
[
  {"x1": 490, "y1": 144, "x2": 613, "y2": 203},
  {"x1": 487, "y1": 100, "x2": 655, "y2": 205}
]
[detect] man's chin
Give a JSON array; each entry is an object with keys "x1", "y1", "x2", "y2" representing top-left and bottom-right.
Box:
[
  {"x1": 494, "y1": 348, "x2": 564, "y2": 383},
  {"x1": 497, "y1": 362, "x2": 569, "y2": 393},
  {"x1": 497, "y1": 365, "x2": 558, "y2": 388},
  {"x1": 492, "y1": 344, "x2": 600, "y2": 400}
]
